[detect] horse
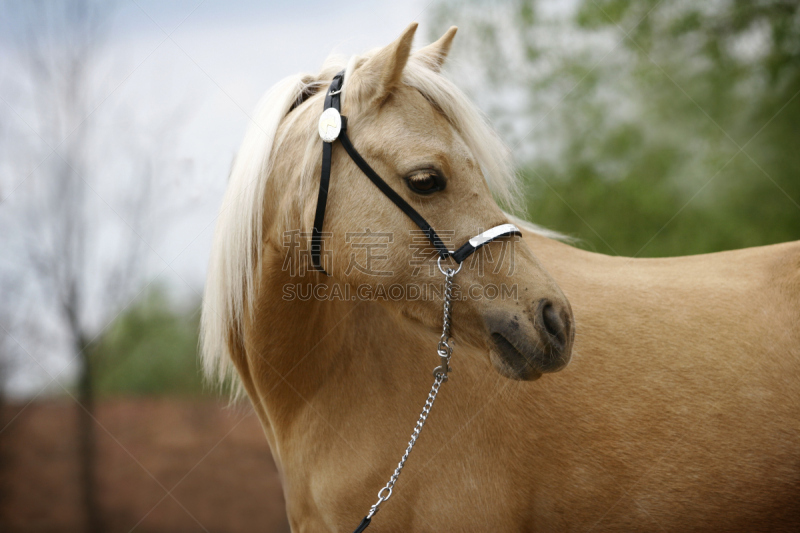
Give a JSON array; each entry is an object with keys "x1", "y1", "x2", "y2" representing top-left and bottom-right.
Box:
[{"x1": 201, "y1": 23, "x2": 800, "y2": 532}]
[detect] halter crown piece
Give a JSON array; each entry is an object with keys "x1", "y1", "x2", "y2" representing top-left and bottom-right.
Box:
[{"x1": 311, "y1": 71, "x2": 520, "y2": 532}]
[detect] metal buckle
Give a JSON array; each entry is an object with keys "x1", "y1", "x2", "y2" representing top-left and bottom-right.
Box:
[
  {"x1": 437, "y1": 254, "x2": 462, "y2": 276},
  {"x1": 433, "y1": 340, "x2": 452, "y2": 379}
]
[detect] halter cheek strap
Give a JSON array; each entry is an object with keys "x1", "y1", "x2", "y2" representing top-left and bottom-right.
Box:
[
  {"x1": 311, "y1": 70, "x2": 520, "y2": 274},
  {"x1": 310, "y1": 72, "x2": 344, "y2": 273}
]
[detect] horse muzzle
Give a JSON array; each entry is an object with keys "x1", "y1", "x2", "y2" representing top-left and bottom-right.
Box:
[{"x1": 484, "y1": 297, "x2": 574, "y2": 381}]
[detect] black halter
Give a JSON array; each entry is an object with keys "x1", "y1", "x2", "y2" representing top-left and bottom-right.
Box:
[{"x1": 311, "y1": 70, "x2": 520, "y2": 274}]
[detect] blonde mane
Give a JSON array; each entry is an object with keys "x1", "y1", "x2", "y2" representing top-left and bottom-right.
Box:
[{"x1": 200, "y1": 50, "x2": 555, "y2": 390}]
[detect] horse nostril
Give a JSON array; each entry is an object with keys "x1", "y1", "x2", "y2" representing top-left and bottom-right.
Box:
[
  {"x1": 484, "y1": 300, "x2": 574, "y2": 380},
  {"x1": 540, "y1": 301, "x2": 568, "y2": 351}
]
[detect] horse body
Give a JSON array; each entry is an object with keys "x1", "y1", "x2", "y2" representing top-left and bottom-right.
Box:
[
  {"x1": 526, "y1": 235, "x2": 800, "y2": 531},
  {"x1": 203, "y1": 23, "x2": 800, "y2": 532},
  {"x1": 237, "y1": 234, "x2": 800, "y2": 532}
]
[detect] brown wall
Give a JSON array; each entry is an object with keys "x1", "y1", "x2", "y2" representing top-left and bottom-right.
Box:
[{"x1": 0, "y1": 399, "x2": 290, "y2": 533}]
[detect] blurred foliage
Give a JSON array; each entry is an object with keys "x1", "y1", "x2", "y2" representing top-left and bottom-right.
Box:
[
  {"x1": 431, "y1": 0, "x2": 800, "y2": 256},
  {"x1": 89, "y1": 288, "x2": 205, "y2": 396}
]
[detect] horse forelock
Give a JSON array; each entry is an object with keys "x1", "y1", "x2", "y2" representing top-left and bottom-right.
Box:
[{"x1": 200, "y1": 48, "x2": 555, "y2": 394}]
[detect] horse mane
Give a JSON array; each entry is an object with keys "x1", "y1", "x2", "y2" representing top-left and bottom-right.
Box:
[{"x1": 200, "y1": 50, "x2": 557, "y2": 393}]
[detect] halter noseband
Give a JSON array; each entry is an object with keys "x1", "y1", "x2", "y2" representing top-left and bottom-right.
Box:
[{"x1": 311, "y1": 70, "x2": 520, "y2": 274}]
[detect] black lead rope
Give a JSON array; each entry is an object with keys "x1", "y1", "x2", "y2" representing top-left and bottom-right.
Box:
[
  {"x1": 309, "y1": 70, "x2": 521, "y2": 531},
  {"x1": 353, "y1": 516, "x2": 371, "y2": 533}
]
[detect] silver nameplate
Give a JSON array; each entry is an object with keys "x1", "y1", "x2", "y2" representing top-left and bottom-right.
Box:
[{"x1": 318, "y1": 108, "x2": 342, "y2": 143}]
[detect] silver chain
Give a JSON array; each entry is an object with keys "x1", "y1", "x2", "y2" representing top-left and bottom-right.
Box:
[{"x1": 365, "y1": 260, "x2": 459, "y2": 520}]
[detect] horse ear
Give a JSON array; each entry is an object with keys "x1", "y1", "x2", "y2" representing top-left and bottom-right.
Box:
[
  {"x1": 415, "y1": 26, "x2": 457, "y2": 72},
  {"x1": 350, "y1": 22, "x2": 418, "y2": 106}
]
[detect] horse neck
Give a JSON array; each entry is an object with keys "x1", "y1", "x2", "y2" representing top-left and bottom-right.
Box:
[{"x1": 242, "y1": 252, "x2": 439, "y2": 449}]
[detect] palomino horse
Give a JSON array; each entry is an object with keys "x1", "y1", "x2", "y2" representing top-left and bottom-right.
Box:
[{"x1": 202, "y1": 23, "x2": 800, "y2": 532}]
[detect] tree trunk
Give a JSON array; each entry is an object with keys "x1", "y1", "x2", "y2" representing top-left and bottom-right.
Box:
[
  {"x1": 0, "y1": 386, "x2": 7, "y2": 531},
  {"x1": 76, "y1": 341, "x2": 101, "y2": 533}
]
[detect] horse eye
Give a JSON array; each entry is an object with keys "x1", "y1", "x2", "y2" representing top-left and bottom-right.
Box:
[{"x1": 406, "y1": 171, "x2": 444, "y2": 195}]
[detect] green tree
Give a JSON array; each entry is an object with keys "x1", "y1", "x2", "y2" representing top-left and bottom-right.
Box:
[
  {"x1": 430, "y1": 0, "x2": 800, "y2": 256},
  {"x1": 90, "y1": 288, "x2": 205, "y2": 397}
]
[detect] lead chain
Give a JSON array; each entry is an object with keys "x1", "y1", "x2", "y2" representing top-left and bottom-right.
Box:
[
  {"x1": 360, "y1": 266, "x2": 456, "y2": 527},
  {"x1": 434, "y1": 268, "x2": 455, "y2": 380}
]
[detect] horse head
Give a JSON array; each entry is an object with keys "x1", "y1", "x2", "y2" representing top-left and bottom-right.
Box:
[{"x1": 203, "y1": 23, "x2": 574, "y2": 387}]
